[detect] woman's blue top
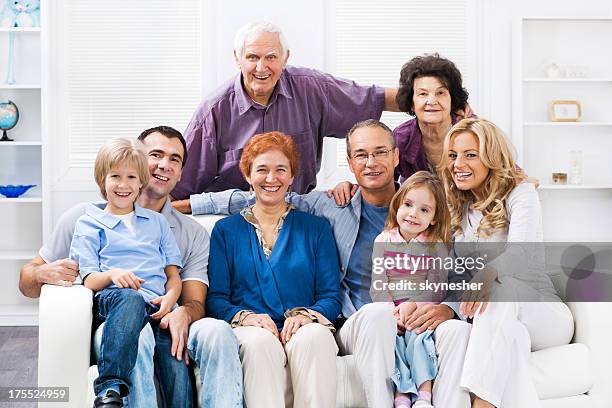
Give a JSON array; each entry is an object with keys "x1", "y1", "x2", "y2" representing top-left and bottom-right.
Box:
[{"x1": 206, "y1": 209, "x2": 342, "y2": 328}]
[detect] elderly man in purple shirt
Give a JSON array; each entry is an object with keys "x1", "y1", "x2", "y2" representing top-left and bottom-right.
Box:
[{"x1": 171, "y1": 21, "x2": 398, "y2": 212}]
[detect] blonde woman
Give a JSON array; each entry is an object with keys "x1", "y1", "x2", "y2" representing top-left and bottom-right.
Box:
[{"x1": 439, "y1": 118, "x2": 573, "y2": 408}]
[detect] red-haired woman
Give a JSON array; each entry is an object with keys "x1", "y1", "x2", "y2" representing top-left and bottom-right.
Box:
[{"x1": 206, "y1": 132, "x2": 342, "y2": 408}]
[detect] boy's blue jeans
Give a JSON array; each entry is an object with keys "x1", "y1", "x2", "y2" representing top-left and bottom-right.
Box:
[
  {"x1": 94, "y1": 318, "x2": 195, "y2": 408},
  {"x1": 92, "y1": 288, "x2": 151, "y2": 397},
  {"x1": 92, "y1": 287, "x2": 193, "y2": 408}
]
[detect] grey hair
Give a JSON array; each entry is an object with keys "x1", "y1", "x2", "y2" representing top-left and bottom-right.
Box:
[
  {"x1": 346, "y1": 119, "x2": 395, "y2": 155},
  {"x1": 233, "y1": 21, "x2": 289, "y2": 60}
]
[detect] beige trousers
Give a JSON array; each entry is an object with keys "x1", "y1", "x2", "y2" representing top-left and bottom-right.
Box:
[
  {"x1": 336, "y1": 302, "x2": 396, "y2": 408},
  {"x1": 234, "y1": 323, "x2": 339, "y2": 408}
]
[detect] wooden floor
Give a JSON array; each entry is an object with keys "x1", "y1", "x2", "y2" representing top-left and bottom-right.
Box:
[{"x1": 0, "y1": 326, "x2": 37, "y2": 408}]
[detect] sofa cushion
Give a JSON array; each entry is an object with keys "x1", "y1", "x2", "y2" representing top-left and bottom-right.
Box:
[
  {"x1": 335, "y1": 344, "x2": 594, "y2": 405},
  {"x1": 540, "y1": 394, "x2": 594, "y2": 408},
  {"x1": 530, "y1": 343, "x2": 594, "y2": 399}
]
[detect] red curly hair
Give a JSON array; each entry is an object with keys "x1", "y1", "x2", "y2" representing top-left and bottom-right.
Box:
[{"x1": 239, "y1": 132, "x2": 300, "y2": 178}]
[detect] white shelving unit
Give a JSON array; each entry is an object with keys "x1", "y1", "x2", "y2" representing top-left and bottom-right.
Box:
[
  {"x1": 523, "y1": 78, "x2": 612, "y2": 83},
  {"x1": 524, "y1": 122, "x2": 612, "y2": 127},
  {"x1": 512, "y1": 17, "x2": 612, "y2": 241},
  {"x1": 0, "y1": 197, "x2": 43, "y2": 203},
  {"x1": 0, "y1": 251, "x2": 38, "y2": 260},
  {"x1": 539, "y1": 185, "x2": 612, "y2": 190},
  {"x1": 0, "y1": 4, "x2": 46, "y2": 325},
  {"x1": 0, "y1": 84, "x2": 40, "y2": 89},
  {"x1": 0, "y1": 27, "x2": 40, "y2": 32}
]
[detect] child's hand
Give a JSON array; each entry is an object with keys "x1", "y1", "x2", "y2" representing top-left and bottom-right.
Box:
[
  {"x1": 150, "y1": 294, "x2": 176, "y2": 320},
  {"x1": 108, "y1": 268, "x2": 144, "y2": 290},
  {"x1": 394, "y1": 307, "x2": 406, "y2": 335},
  {"x1": 326, "y1": 181, "x2": 357, "y2": 206},
  {"x1": 396, "y1": 301, "x2": 417, "y2": 326}
]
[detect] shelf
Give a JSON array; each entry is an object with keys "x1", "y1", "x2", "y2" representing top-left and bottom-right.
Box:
[
  {"x1": 539, "y1": 185, "x2": 612, "y2": 190},
  {"x1": 0, "y1": 305, "x2": 38, "y2": 326},
  {"x1": 0, "y1": 197, "x2": 41, "y2": 203},
  {"x1": 0, "y1": 27, "x2": 40, "y2": 32},
  {"x1": 523, "y1": 78, "x2": 612, "y2": 82},
  {"x1": 0, "y1": 141, "x2": 41, "y2": 146},
  {"x1": 0, "y1": 251, "x2": 37, "y2": 260},
  {"x1": 524, "y1": 122, "x2": 612, "y2": 127},
  {"x1": 0, "y1": 84, "x2": 41, "y2": 89},
  {"x1": 523, "y1": 16, "x2": 612, "y2": 21}
]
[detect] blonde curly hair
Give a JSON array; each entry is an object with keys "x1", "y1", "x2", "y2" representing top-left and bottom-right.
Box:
[{"x1": 439, "y1": 118, "x2": 520, "y2": 238}]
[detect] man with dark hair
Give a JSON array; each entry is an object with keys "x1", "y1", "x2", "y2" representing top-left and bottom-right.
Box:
[
  {"x1": 138, "y1": 125, "x2": 189, "y2": 167},
  {"x1": 20, "y1": 126, "x2": 242, "y2": 408}
]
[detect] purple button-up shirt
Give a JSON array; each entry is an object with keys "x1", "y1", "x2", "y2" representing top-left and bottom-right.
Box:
[
  {"x1": 172, "y1": 65, "x2": 385, "y2": 199},
  {"x1": 393, "y1": 113, "x2": 463, "y2": 181}
]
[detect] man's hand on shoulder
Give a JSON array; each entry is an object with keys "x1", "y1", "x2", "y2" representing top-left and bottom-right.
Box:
[
  {"x1": 172, "y1": 199, "x2": 192, "y2": 214},
  {"x1": 326, "y1": 181, "x2": 357, "y2": 206},
  {"x1": 455, "y1": 103, "x2": 474, "y2": 119}
]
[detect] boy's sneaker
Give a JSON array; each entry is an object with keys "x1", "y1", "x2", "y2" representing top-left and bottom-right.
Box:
[
  {"x1": 413, "y1": 399, "x2": 434, "y2": 408},
  {"x1": 93, "y1": 389, "x2": 123, "y2": 407}
]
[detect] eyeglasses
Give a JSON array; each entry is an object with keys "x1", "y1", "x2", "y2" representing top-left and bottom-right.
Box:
[{"x1": 349, "y1": 148, "x2": 394, "y2": 164}]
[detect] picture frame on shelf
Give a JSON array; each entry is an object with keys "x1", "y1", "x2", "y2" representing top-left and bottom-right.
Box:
[{"x1": 549, "y1": 100, "x2": 582, "y2": 122}]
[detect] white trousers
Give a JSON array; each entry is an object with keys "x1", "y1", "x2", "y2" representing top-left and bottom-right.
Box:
[
  {"x1": 234, "y1": 323, "x2": 338, "y2": 408},
  {"x1": 460, "y1": 301, "x2": 574, "y2": 408},
  {"x1": 336, "y1": 302, "x2": 472, "y2": 408},
  {"x1": 432, "y1": 319, "x2": 472, "y2": 408}
]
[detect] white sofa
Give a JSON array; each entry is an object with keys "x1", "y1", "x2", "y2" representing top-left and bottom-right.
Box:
[{"x1": 38, "y1": 215, "x2": 612, "y2": 407}]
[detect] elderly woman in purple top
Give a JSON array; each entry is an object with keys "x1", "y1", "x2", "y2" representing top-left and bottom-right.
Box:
[{"x1": 393, "y1": 53, "x2": 471, "y2": 181}]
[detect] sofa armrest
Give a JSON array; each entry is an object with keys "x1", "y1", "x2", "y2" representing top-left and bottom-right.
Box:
[
  {"x1": 568, "y1": 302, "x2": 612, "y2": 408},
  {"x1": 189, "y1": 214, "x2": 226, "y2": 235},
  {"x1": 38, "y1": 285, "x2": 93, "y2": 408}
]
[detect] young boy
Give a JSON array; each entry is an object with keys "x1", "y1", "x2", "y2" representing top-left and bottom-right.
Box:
[{"x1": 69, "y1": 138, "x2": 182, "y2": 408}]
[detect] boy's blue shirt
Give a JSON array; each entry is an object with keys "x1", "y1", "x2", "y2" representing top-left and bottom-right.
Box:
[{"x1": 69, "y1": 201, "x2": 183, "y2": 304}]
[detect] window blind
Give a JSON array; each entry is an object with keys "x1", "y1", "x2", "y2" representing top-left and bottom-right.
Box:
[{"x1": 62, "y1": 0, "x2": 201, "y2": 167}]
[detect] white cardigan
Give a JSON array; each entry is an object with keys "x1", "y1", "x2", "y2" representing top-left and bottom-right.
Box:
[{"x1": 453, "y1": 183, "x2": 558, "y2": 302}]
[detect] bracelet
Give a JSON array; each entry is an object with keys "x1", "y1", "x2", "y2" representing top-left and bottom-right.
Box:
[
  {"x1": 238, "y1": 311, "x2": 254, "y2": 326},
  {"x1": 284, "y1": 307, "x2": 318, "y2": 323}
]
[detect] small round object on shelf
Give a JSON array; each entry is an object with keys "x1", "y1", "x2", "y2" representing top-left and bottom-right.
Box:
[
  {"x1": 0, "y1": 184, "x2": 35, "y2": 198},
  {"x1": 0, "y1": 100, "x2": 19, "y2": 142}
]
